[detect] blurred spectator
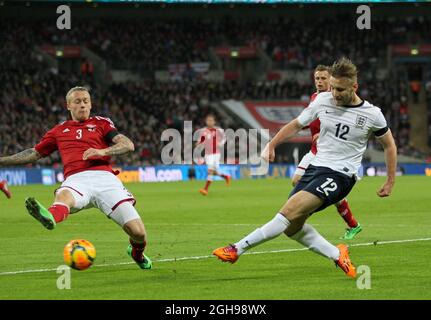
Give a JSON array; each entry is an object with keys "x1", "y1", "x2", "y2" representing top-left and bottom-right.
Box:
[
  {"x1": 81, "y1": 59, "x2": 94, "y2": 79},
  {"x1": 410, "y1": 80, "x2": 421, "y2": 103}
]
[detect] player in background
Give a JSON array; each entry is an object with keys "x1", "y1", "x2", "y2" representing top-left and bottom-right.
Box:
[
  {"x1": 0, "y1": 87, "x2": 151, "y2": 270},
  {"x1": 213, "y1": 58, "x2": 397, "y2": 278},
  {"x1": 293, "y1": 65, "x2": 362, "y2": 240},
  {"x1": 197, "y1": 114, "x2": 231, "y2": 196},
  {"x1": 0, "y1": 180, "x2": 11, "y2": 199}
]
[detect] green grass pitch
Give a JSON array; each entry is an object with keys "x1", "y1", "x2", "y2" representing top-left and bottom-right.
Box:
[{"x1": 0, "y1": 176, "x2": 430, "y2": 299}]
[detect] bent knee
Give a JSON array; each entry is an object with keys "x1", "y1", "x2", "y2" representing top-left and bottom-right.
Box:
[
  {"x1": 284, "y1": 220, "x2": 306, "y2": 237},
  {"x1": 111, "y1": 201, "x2": 141, "y2": 226},
  {"x1": 280, "y1": 205, "x2": 308, "y2": 222},
  {"x1": 55, "y1": 189, "x2": 76, "y2": 207},
  {"x1": 124, "y1": 220, "x2": 146, "y2": 240}
]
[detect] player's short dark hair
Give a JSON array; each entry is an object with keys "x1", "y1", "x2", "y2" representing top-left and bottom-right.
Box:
[
  {"x1": 66, "y1": 86, "x2": 90, "y2": 103},
  {"x1": 206, "y1": 113, "x2": 216, "y2": 120},
  {"x1": 314, "y1": 65, "x2": 330, "y2": 74},
  {"x1": 330, "y1": 57, "x2": 358, "y2": 82}
]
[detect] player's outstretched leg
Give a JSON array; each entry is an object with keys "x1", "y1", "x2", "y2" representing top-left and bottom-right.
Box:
[
  {"x1": 216, "y1": 171, "x2": 231, "y2": 186},
  {"x1": 287, "y1": 224, "x2": 356, "y2": 278},
  {"x1": 213, "y1": 191, "x2": 320, "y2": 264},
  {"x1": 114, "y1": 202, "x2": 152, "y2": 270},
  {"x1": 127, "y1": 239, "x2": 152, "y2": 270},
  {"x1": 336, "y1": 199, "x2": 362, "y2": 240},
  {"x1": 335, "y1": 244, "x2": 356, "y2": 278},
  {"x1": 200, "y1": 169, "x2": 214, "y2": 196},
  {"x1": 213, "y1": 169, "x2": 231, "y2": 186},
  {"x1": 213, "y1": 191, "x2": 357, "y2": 278},
  {"x1": 0, "y1": 180, "x2": 12, "y2": 199},
  {"x1": 213, "y1": 212, "x2": 290, "y2": 264},
  {"x1": 212, "y1": 191, "x2": 319, "y2": 264},
  {"x1": 25, "y1": 197, "x2": 56, "y2": 230},
  {"x1": 25, "y1": 190, "x2": 73, "y2": 230},
  {"x1": 199, "y1": 176, "x2": 211, "y2": 196}
]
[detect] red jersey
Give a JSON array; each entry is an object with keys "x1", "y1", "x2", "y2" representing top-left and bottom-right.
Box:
[
  {"x1": 308, "y1": 92, "x2": 321, "y2": 155},
  {"x1": 198, "y1": 127, "x2": 225, "y2": 155},
  {"x1": 35, "y1": 116, "x2": 119, "y2": 179}
]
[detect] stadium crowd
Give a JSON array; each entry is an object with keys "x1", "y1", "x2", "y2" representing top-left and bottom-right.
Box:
[
  {"x1": 4, "y1": 15, "x2": 431, "y2": 72},
  {"x1": 237, "y1": 16, "x2": 431, "y2": 70},
  {"x1": 426, "y1": 76, "x2": 431, "y2": 151},
  {"x1": 13, "y1": 19, "x2": 221, "y2": 75},
  {"x1": 1, "y1": 15, "x2": 430, "y2": 167}
]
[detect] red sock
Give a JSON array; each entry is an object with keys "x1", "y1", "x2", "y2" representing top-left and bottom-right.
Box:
[
  {"x1": 48, "y1": 203, "x2": 70, "y2": 223},
  {"x1": 204, "y1": 180, "x2": 211, "y2": 191},
  {"x1": 337, "y1": 199, "x2": 358, "y2": 228},
  {"x1": 220, "y1": 174, "x2": 229, "y2": 180},
  {"x1": 130, "y1": 239, "x2": 147, "y2": 262},
  {"x1": 0, "y1": 181, "x2": 4, "y2": 189}
]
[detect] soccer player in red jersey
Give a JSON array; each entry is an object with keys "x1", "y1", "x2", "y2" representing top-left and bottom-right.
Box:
[
  {"x1": 0, "y1": 87, "x2": 151, "y2": 269},
  {"x1": 0, "y1": 180, "x2": 11, "y2": 199},
  {"x1": 197, "y1": 114, "x2": 231, "y2": 195},
  {"x1": 292, "y1": 65, "x2": 362, "y2": 240}
]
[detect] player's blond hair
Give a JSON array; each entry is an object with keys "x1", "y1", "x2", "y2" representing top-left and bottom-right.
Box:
[
  {"x1": 314, "y1": 64, "x2": 330, "y2": 74},
  {"x1": 330, "y1": 57, "x2": 358, "y2": 83},
  {"x1": 66, "y1": 86, "x2": 90, "y2": 103}
]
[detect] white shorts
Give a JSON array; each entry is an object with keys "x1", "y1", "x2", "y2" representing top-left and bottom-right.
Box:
[
  {"x1": 294, "y1": 151, "x2": 316, "y2": 176},
  {"x1": 55, "y1": 170, "x2": 139, "y2": 225},
  {"x1": 205, "y1": 153, "x2": 221, "y2": 171}
]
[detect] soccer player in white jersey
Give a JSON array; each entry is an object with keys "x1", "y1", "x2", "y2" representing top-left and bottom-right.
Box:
[
  {"x1": 198, "y1": 114, "x2": 231, "y2": 196},
  {"x1": 294, "y1": 64, "x2": 362, "y2": 240},
  {"x1": 213, "y1": 58, "x2": 397, "y2": 278}
]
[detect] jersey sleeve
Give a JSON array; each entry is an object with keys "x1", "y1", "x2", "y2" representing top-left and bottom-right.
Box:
[
  {"x1": 371, "y1": 109, "x2": 389, "y2": 137},
  {"x1": 98, "y1": 117, "x2": 119, "y2": 143},
  {"x1": 34, "y1": 128, "x2": 58, "y2": 157},
  {"x1": 297, "y1": 99, "x2": 320, "y2": 127}
]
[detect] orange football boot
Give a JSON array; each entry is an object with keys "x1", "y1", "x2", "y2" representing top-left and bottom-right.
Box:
[
  {"x1": 199, "y1": 188, "x2": 208, "y2": 196},
  {"x1": 213, "y1": 244, "x2": 239, "y2": 264},
  {"x1": 0, "y1": 180, "x2": 11, "y2": 199},
  {"x1": 225, "y1": 175, "x2": 231, "y2": 186},
  {"x1": 335, "y1": 244, "x2": 356, "y2": 278}
]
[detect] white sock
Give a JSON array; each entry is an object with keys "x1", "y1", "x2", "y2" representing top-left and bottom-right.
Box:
[
  {"x1": 289, "y1": 224, "x2": 340, "y2": 260},
  {"x1": 235, "y1": 213, "x2": 290, "y2": 255}
]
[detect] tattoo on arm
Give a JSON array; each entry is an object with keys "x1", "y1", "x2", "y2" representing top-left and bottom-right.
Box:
[
  {"x1": 0, "y1": 148, "x2": 42, "y2": 166},
  {"x1": 105, "y1": 134, "x2": 135, "y2": 156}
]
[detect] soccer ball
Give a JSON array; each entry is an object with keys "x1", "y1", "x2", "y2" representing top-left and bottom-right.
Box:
[{"x1": 63, "y1": 239, "x2": 96, "y2": 271}]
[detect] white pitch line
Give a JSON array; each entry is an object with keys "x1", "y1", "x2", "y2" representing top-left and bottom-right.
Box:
[
  {"x1": 0, "y1": 267, "x2": 59, "y2": 276},
  {"x1": 1, "y1": 237, "x2": 431, "y2": 276}
]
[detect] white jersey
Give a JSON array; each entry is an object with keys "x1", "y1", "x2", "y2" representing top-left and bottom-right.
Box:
[{"x1": 297, "y1": 92, "x2": 388, "y2": 177}]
